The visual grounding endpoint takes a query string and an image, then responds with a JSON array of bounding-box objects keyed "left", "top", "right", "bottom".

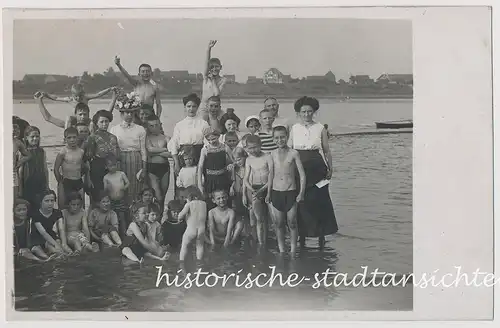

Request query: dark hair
[
  {"left": 185, "top": 185, "right": 204, "bottom": 201},
  {"left": 74, "top": 103, "right": 90, "bottom": 114},
  {"left": 139, "top": 187, "right": 156, "bottom": 199},
  {"left": 24, "top": 126, "right": 41, "bottom": 145},
  {"left": 204, "top": 127, "right": 221, "bottom": 139},
  {"left": 75, "top": 122, "right": 89, "bottom": 128},
  {"left": 180, "top": 145, "right": 196, "bottom": 159},
  {"left": 227, "top": 108, "right": 234, "bottom": 112},
  {"left": 294, "top": 96, "right": 320, "bottom": 113},
  {"left": 146, "top": 114, "right": 160, "bottom": 122},
  {"left": 64, "top": 127, "right": 79, "bottom": 137},
  {"left": 272, "top": 125, "right": 288, "bottom": 136},
  {"left": 106, "top": 155, "right": 118, "bottom": 165},
  {"left": 208, "top": 95, "right": 221, "bottom": 103},
  {"left": 14, "top": 198, "right": 30, "bottom": 211},
  {"left": 245, "top": 134, "right": 261, "bottom": 146},
  {"left": 167, "top": 200, "right": 184, "bottom": 212},
  {"left": 149, "top": 203, "right": 161, "bottom": 215},
  {"left": 324, "top": 124, "right": 329, "bottom": 128},
  {"left": 220, "top": 112, "right": 241, "bottom": 133},
  {"left": 92, "top": 110, "right": 113, "bottom": 125},
  {"left": 225, "top": 131, "right": 239, "bottom": 140},
  {"left": 138, "top": 63, "right": 152, "bottom": 71},
  {"left": 245, "top": 118, "right": 260, "bottom": 128},
  {"left": 96, "top": 190, "right": 110, "bottom": 203},
  {"left": 182, "top": 93, "right": 201, "bottom": 107},
  {"left": 208, "top": 58, "right": 222, "bottom": 66},
  {"left": 37, "top": 189, "right": 57, "bottom": 205},
  {"left": 66, "top": 192, "right": 83, "bottom": 205}
]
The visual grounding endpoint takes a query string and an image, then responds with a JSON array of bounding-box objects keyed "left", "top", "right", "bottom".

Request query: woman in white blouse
[
  {"left": 167, "top": 93, "right": 210, "bottom": 195},
  {"left": 288, "top": 96, "right": 338, "bottom": 249},
  {"left": 109, "top": 99, "right": 148, "bottom": 205}
]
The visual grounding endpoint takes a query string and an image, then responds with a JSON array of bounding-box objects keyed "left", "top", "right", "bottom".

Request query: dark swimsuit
[
  {"left": 271, "top": 189, "right": 298, "bottom": 213},
  {"left": 63, "top": 178, "right": 84, "bottom": 193},
  {"left": 147, "top": 162, "right": 170, "bottom": 179},
  {"left": 162, "top": 219, "right": 187, "bottom": 248},
  {"left": 120, "top": 222, "right": 149, "bottom": 259},
  {"left": 14, "top": 220, "right": 30, "bottom": 251}
]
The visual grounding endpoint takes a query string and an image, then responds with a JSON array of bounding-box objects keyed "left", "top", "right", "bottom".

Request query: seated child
[
  {"left": 145, "top": 204, "right": 169, "bottom": 257},
  {"left": 54, "top": 127, "right": 85, "bottom": 209},
  {"left": 121, "top": 203, "right": 169, "bottom": 262},
  {"left": 62, "top": 192, "right": 99, "bottom": 253},
  {"left": 161, "top": 200, "right": 187, "bottom": 250},
  {"left": 178, "top": 186, "right": 208, "bottom": 262},
  {"left": 207, "top": 190, "right": 243, "bottom": 247},
  {"left": 13, "top": 198, "right": 51, "bottom": 262},
  {"left": 88, "top": 192, "right": 122, "bottom": 247},
  {"left": 103, "top": 156, "right": 130, "bottom": 237},
  {"left": 130, "top": 187, "right": 161, "bottom": 219},
  {"left": 243, "top": 135, "right": 272, "bottom": 246},
  {"left": 31, "top": 190, "right": 73, "bottom": 256}
]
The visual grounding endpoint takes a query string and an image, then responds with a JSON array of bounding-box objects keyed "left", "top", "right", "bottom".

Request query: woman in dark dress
[{"left": 288, "top": 96, "right": 338, "bottom": 249}]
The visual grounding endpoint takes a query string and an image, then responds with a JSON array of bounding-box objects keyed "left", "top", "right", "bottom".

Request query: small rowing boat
[{"left": 375, "top": 120, "right": 413, "bottom": 129}]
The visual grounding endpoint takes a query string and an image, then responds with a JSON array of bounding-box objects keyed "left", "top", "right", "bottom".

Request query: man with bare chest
[{"left": 114, "top": 56, "right": 163, "bottom": 117}]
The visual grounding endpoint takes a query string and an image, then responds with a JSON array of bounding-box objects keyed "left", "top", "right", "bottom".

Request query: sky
[{"left": 13, "top": 18, "right": 412, "bottom": 82}]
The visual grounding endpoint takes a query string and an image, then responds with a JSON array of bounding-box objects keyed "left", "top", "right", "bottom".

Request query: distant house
[
  {"left": 263, "top": 68, "right": 284, "bottom": 84},
  {"left": 376, "top": 74, "right": 413, "bottom": 86},
  {"left": 247, "top": 76, "right": 263, "bottom": 84},
  {"left": 306, "top": 71, "right": 337, "bottom": 84},
  {"left": 349, "top": 75, "right": 373, "bottom": 85},
  {"left": 325, "top": 71, "right": 336, "bottom": 83},
  {"left": 224, "top": 74, "right": 236, "bottom": 83}
]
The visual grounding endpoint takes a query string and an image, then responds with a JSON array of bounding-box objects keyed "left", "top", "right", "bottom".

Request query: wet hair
[
  {"left": 92, "top": 110, "right": 113, "bottom": 125},
  {"left": 182, "top": 93, "right": 201, "bottom": 107},
  {"left": 272, "top": 125, "right": 288, "bottom": 136},
  {"left": 204, "top": 127, "right": 221, "bottom": 139},
  {"left": 139, "top": 187, "right": 156, "bottom": 199},
  {"left": 294, "top": 96, "right": 320, "bottom": 113},
  {"left": 74, "top": 103, "right": 90, "bottom": 114},
  {"left": 167, "top": 200, "right": 184, "bottom": 212},
  {"left": 185, "top": 185, "right": 204, "bottom": 201},
  {"left": 259, "top": 108, "right": 273, "bottom": 117},
  {"left": 66, "top": 192, "right": 83, "bottom": 205},
  {"left": 138, "top": 63, "right": 152, "bottom": 72},
  {"left": 64, "top": 127, "right": 79, "bottom": 138},
  {"left": 245, "top": 134, "right": 261, "bottom": 146},
  {"left": 14, "top": 198, "right": 30, "bottom": 211},
  {"left": 36, "top": 189, "right": 57, "bottom": 206},
  {"left": 233, "top": 146, "right": 248, "bottom": 158},
  {"left": 208, "top": 58, "right": 222, "bottom": 66},
  {"left": 225, "top": 131, "right": 239, "bottom": 140},
  {"left": 146, "top": 114, "right": 160, "bottom": 122},
  {"left": 208, "top": 95, "right": 221, "bottom": 103}
]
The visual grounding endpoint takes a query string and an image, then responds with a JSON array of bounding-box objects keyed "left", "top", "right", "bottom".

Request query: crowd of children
[{"left": 13, "top": 39, "right": 336, "bottom": 266}]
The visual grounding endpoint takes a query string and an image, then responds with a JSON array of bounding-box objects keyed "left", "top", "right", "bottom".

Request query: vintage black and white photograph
[{"left": 10, "top": 10, "right": 413, "bottom": 313}]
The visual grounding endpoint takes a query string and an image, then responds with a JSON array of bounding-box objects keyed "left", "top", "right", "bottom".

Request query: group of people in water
[{"left": 12, "top": 40, "right": 338, "bottom": 266}]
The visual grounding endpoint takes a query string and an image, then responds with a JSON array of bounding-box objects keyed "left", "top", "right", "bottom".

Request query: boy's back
[
  {"left": 104, "top": 171, "right": 128, "bottom": 200},
  {"left": 185, "top": 200, "right": 208, "bottom": 226}
]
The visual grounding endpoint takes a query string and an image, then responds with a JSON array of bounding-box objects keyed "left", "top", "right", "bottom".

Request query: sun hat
[
  {"left": 115, "top": 91, "right": 142, "bottom": 112},
  {"left": 244, "top": 115, "right": 260, "bottom": 127}
]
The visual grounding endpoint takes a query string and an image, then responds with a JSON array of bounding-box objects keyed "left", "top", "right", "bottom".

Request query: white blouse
[
  {"left": 167, "top": 116, "right": 210, "bottom": 155},
  {"left": 288, "top": 122, "right": 325, "bottom": 150},
  {"left": 109, "top": 122, "right": 147, "bottom": 152}
]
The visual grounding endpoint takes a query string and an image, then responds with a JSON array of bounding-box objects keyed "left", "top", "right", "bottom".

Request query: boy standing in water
[
  {"left": 200, "top": 40, "right": 226, "bottom": 121},
  {"left": 54, "top": 127, "right": 86, "bottom": 209},
  {"left": 103, "top": 156, "right": 130, "bottom": 237},
  {"left": 114, "top": 56, "right": 163, "bottom": 118},
  {"left": 266, "top": 126, "right": 306, "bottom": 256},
  {"left": 243, "top": 135, "right": 272, "bottom": 246}
]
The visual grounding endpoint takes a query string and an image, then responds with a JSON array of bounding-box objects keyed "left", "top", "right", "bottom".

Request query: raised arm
[
  {"left": 114, "top": 56, "right": 138, "bottom": 87},
  {"left": 107, "top": 87, "right": 119, "bottom": 113},
  {"left": 87, "top": 87, "right": 114, "bottom": 100},
  {"left": 321, "top": 127, "right": 333, "bottom": 179},
  {"left": 204, "top": 40, "right": 217, "bottom": 78},
  {"left": 43, "top": 92, "right": 71, "bottom": 103},
  {"left": 35, "top": 93, "right": 65, "bottom": 128}
]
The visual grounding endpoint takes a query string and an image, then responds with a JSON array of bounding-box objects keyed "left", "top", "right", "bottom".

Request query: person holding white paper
[{"left": 288, "top": 96, "right": 338, "bottom": 250}]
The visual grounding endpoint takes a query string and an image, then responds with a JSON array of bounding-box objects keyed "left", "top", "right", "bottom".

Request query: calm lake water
[{"left": 12, "top": 98, "right": 413, "bottom": 312}]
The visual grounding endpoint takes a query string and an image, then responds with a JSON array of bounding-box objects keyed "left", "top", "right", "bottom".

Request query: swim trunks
[
  {"left": 147, "top": 162, "right": 170, "bottom": 179},
  {"left": 270, "top": 189, "right": 298, "bottom": 213},
  {"left": 111, "top": 199, "right": 128, "bottom": 214},
  {"left": 247, "top": 184, "right": 267, "bottom": 202},
  {"left": 63, "top": 178, "right": 84, "bottom": 193}
]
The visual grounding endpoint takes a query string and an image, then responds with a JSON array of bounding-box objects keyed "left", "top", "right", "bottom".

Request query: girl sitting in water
[
  {"left": 130, "top": 187, "right": 161, "bottom": 219},
  {"left": 145, "top": 204, "right": 169, "bottom": 257},
  {"left": 88, "top": 192, "right": 122, "bottom": 247},
  {"left": 121, "top": 203, "right": 169, "bottom": 263}
]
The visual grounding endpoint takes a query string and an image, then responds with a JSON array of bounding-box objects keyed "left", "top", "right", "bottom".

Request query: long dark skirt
[
  {"left": 119, "top": 151, "right": 145, "bottom": 205},
  {"left": 89, "top": 157, "right": 108, "bottom": 201},
  {"left": 296, "top": 149, "right": 338, "bottom": 237}
]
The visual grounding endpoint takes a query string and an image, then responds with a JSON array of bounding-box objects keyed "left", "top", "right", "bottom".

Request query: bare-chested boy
[
  {"left": 206, "top": 96, "right": 224, "bottom": 133},
  {"left": 43, "top": 83, "right": 116, "bottom": 108},
  {"left": 54, "top": 127, "right": 86, "bottom": 209},
  {"left": 207, "top": 189, "right": 243, "bottom": 247},
  {"left": 199, "top": 40, "right": 226, "bottom": 121},
  {"left": 103, "top": 156, "right": 130, "bottom": 237},
  {"left": 243, "top": 135, "right": 273, "bottom": 246},
  {"left": 265, "top": 126, "right": 306, "bottom": 256},
  {"left": 145, "top": 114, "right": 171, "bottom": 206},
  {"left": 114, "top": 56, "right": 162, "bottom": 118}
]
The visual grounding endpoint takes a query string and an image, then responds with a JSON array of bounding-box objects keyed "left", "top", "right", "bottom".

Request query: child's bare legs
[
  {"left": 252, "top": 199, "right": 267, "bottom": 246},
  {"left": 67, "top": 237, "right": 83, "bottom": 253},
  {"left": 101, "top": 233, "right": 115, "bottom": 246},
  {"left": 287, "top": 204, "right": 299, "bottom": 257},
  {"left": 160, "top": 173, "right": 170, "bottom": 208},
  {"left": 269, "top": 204, "right": 286, "bottom": 253},
  {"left": 18, "top": 249, "right": 46, "bottom": 262},
  {"left": 121, "top": 247, "right": 141, "bottom": 262},
  {"left": 149, "top": 173, "right": 163, "bottom": 205},
  {"left": 31, "top": 246, "right": 50, "bottom": 259},
  {"left": 196, "top": 228, "right": 205, "bottom": 261},
  {"left": 230, "top": 220, "right": 244, "bottom": 244},
  {"left": 110, "top": 231, "right": 122, "bottom": 246},
  {"left": 180, "top": 230, "right": 196, "bottom": 262}
]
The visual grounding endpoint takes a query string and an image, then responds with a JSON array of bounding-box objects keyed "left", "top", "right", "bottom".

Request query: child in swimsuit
[
  {"left": 62, "top": 192, "right": 99, "bottom": 253},
  {"left": 54, "top": 127, "right": 86, "bottom": 209},
  {"left": 161, "top": 200, "right": 187, "bottom": 250},
  {"left": 243, "top": 135, "right": 273, "bottom": 246},
  {"left": 21, "top": 126, "right": 48, "bottom": 211},
  {"left": 13, "top": 121, "right": 31, "bottom": 198},
  {"left": 145, "top": 114, "right": 171, "bottom": 207},
  {"left": 145, "top": 204, "right": 169, "bottom": 258},
  {"left": 88, "top": 192, "right": 122, "bottom": 247},
  {"left": 178, "top": 186, "right": 208, "bottom": 262},
  {"left": 121, "top": 203, "right": 169, "bottom": 263},
  {"left": 265, "top": 126, "right": 306, "bottom": 256},
  {"left": 13, "top": 198, "right": 51, "bottom": 262},
  {"left": 207, "top": 190, "right": 243, "bottom": 247},
  {"left": 103, "top": 156, "right": 130, "bottom": 237}
]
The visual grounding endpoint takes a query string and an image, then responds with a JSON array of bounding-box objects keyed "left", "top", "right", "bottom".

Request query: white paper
[{"left": 315, "top": 179, "right": 330, "bottom": 188}]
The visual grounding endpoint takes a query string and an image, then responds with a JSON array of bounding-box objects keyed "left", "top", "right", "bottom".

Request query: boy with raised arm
[
  {"left": 43, "top": 83, "right": 117, "bottom": 107},
  {"left": 265, "top": 126, "right": 306, "bottom": 256},
  {"left": 199, "top": 40, "right": 226, "bottom": 121},
  {"left": 243, "top": 135, "right": 273, "bottom": 247},
  {"left": 114, "top": 56, "right": 162, "bottom": 118}
]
